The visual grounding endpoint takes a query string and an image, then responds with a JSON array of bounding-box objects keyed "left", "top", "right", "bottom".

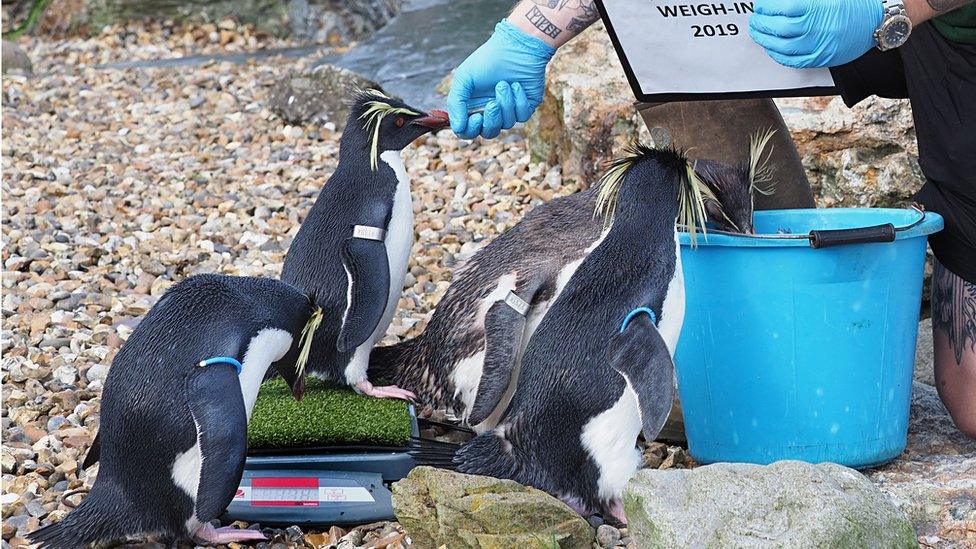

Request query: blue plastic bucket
[{"left": 675, "top": 208, "right": 943, "bottom": 468}]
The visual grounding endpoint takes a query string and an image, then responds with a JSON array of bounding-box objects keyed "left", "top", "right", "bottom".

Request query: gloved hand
[
  {"left": 749, "top": 0, "right": 884, "bottom": 68},
  {"left": 448, "top": 20, "right": 556, "bottom": 139}
]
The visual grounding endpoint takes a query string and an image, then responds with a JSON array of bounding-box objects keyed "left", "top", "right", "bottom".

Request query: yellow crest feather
[
  {"left": 593, "top": 151, "right": 638, "bottom": 226},
  {"left": 358, "top": 88, "right": 420, "bottom": 170},
  {"left": 680, "top": 162, "right": 712, "bottom": 247},
  {"left": 295, "top": 306, "right": 323, "bottom": 379},
  {"left": 748, "top": 128, "right": 777, "bottom": 197}
]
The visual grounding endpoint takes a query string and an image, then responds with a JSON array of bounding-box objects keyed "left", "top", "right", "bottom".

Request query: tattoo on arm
[
  {"left": 568, "top": 1, "right": 600, "bottom": 32},
  {"left": 932, "top": 260, "right": 976, "bottom": 365},
  {"left": 924, "top": 0, "right": 974, "bottom": 14},
  {"left": 526, "top": 6, "right": 562, "bottom": 39}
]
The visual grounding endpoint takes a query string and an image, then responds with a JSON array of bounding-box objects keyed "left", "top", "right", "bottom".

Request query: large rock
[
  {"left": 2, "top": 41, "right": 31, "bottom": 74},
  {"left": 867, "top": 383, "right": 976, "bottom": 548},
  {"left": 775, "top": 96, "right": 922, "bottom": 208},
  {"left": 624, "top": 460, "right": 916, "bottom": 548},
  {"left": 269, "top": 64, "right": 383, "bottom": 128},
  {"left": 392, "top": 466, "right": 592, "bottom": 549},
  {"left": 526, "top": 22, "right": 648, "bottom": 184}
]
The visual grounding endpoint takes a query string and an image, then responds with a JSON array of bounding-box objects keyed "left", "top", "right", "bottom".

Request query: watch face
[{"left": 883, "top": 17, "right": 912, "bottom": 47}]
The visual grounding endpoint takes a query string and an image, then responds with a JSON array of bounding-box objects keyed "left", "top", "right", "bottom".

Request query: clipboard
[{"left": 595, "top": 0, "right": 838, "bottom": 102}]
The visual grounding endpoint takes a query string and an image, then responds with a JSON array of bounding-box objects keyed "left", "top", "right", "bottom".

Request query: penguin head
[
  {"left": 594, "top": 145, "right": 712, "bottom": 242},
  {"left": 692, "top": 129, "right": 777, "bottom": 235},
  {"left": 693, "top": 159, "right": 755, "bottom": 234},
  {"left": 347, "top": 88, "right": 450, "bottom": 169}
]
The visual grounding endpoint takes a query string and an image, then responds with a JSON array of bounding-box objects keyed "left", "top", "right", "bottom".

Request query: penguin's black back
[{"left": 31, "top": 275, "right": 311, "bottom": 547}]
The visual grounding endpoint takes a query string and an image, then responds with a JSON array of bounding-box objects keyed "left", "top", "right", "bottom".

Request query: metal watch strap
[
  {"left": 881, "top": 0, "right": 907, "bottom": 19},
  {"left": 352, "top": 225, "right": 386, "bottom": 241}
]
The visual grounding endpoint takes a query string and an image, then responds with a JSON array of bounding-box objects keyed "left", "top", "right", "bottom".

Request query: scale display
[{"left": 234, "top": 476, "right": 375, "bottom": 507}]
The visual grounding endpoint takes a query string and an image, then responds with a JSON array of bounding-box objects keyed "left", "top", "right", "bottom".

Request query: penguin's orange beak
[{"left": 412, "top": 109, "right": 450, "bottom": 129}]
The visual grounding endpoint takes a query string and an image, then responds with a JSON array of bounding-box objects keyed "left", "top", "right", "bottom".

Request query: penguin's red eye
[{"left": 395, "top": 117, "right": 405, "bottom": 128}]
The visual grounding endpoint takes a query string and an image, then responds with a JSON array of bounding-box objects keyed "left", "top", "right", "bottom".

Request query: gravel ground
[
  {"left": 1, "top": 20, "right": 599, "bottom": 548},
  {"left": 1, "top": 19, "right": 698, "bottom": 549}
]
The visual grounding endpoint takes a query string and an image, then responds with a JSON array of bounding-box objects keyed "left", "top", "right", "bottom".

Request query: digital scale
[{"left": 224, "top": 406, "right": 420, "bottom": 526}]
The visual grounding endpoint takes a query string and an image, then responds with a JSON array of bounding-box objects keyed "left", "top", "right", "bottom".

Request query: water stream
[
  {"left": 98, "top": 0, "right": 511, "bottom": 109},
  {"left": 319, "top": 0, "right": 511, "bottom": 108}
]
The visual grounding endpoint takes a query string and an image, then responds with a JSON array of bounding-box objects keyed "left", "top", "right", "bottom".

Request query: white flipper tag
[
  {"left": 503, "top": 291, "right": 530, "bottom": 316},
  {"left": 352, "top": 225, "right": 386, "bottom": 241}
]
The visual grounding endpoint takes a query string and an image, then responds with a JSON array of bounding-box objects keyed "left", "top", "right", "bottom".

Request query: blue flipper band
[
  {"left": 199, "top": 356, "right": 243, "bottom": 376},
  {"left": 620, "top": 307, "right": 657, "bottom": 333}
]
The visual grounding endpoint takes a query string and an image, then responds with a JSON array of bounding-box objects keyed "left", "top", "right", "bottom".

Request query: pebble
[
  {"left": 596, "top": 524, "right": 622, "bottom": 548},
  {"left": 85, "top": 363, "right": 109, "bottom": 383},
  {"left": 45, "top": 416, "right": 68, "bottom": 432}
]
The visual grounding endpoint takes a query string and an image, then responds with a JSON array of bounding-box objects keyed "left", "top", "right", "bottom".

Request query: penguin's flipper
[
  {"left": 186, "top": 362, "right": 248, "bottom": 522},
  {"left": 467, "top": 292, "right": 530, "bottom": 426},
  {"left": 337, "top": 236, "right": 391, "bottom": 353},
  {"left": 608, "top": 313, "right": 676, "bottom": 441},
  {"left": 81, "top": 431, "right": 101, "bottom": 470}
]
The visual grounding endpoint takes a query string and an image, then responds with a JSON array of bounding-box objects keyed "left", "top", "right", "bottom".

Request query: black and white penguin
[
  {"left": 696, "top": 128, "right": 777, "bottom": 234},
  {"left": 370, "top": 136, "right": 773, "bottom": 430},
  {"left": 29, "top": 274, "right": 321, "bottom": 547},
  {"left": 370, "top": 186, "right": 606, "bottom": 429},
  {"left": 411, "top": 145, "right": 711, "bottom": 523},
  {"left": 280, "top": 89, "right": 448, "bottom": 400}
]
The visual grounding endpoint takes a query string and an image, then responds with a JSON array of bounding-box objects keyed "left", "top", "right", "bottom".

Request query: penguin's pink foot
[
  {"left": 559, "top": 496, "right": 592, "bottom": 517},
  {"left": 608, "top": 498, "right": 628, "bottom": 525},
  {"left": 193, "top": 524, "right": 267, "bottom": 544},
  {"left": 355, "top": 380, "right": 416, "bottom": 401}
]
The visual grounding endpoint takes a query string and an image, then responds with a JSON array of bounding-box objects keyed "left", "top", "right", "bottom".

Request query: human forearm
[
  {"left": 508, "top": 0, "right": 601, "bottom": 48},
  {"left": 905, "top": 0, "right": 974, "bottom": 25}
]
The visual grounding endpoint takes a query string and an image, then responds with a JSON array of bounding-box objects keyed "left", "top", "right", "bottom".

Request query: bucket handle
[
  {"left": 681, "top": 204, "right": 927, "bottom": 248},
  {"left": 808, "top": 224, "right": 895, "bottom": 248}
]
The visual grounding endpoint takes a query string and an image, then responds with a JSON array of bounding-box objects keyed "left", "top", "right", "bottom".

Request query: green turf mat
[{"left": 247, "top": 378, "right": 413, "bottom": 449}]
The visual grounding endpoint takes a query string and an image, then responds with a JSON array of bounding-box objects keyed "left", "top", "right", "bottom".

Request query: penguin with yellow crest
[{"left": 410, "top": 144, "right": 715, "bottom": 523}]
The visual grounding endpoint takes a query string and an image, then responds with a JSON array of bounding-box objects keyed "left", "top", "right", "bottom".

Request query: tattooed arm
[
  {"left": 509, "top": 0, "right": 601, "bottom": 48},
  {"left": 906, "top": 0, "right": 974, "bottom": 23}
]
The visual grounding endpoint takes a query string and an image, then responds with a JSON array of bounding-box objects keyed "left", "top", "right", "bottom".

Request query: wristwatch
[{"left": 875, "top": 0, "right": 913, "bottom": 51}]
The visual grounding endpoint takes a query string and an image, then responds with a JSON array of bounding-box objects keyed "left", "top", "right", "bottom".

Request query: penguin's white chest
[
  {"left": 238, "top": 328, "right": 294, "bottom": 418},
  {"left": 657, "top": 230, "right": 685, "bottom": 356},
  {"left": 344, "top": 150, "right": 413, "bottom": 385},
  {"left": 580, "top": 383, "right": 643, "bottom": 502}
]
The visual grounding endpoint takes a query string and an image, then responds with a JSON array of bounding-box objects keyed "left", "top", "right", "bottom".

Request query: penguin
[
  {"left": 696, "top": 128, "right": 777, "bottom": 234},
  {"left": 410, "top": 145, "right": 711, "bottom": 523},
  {"left": 370, "top": 186, "right": 606, "bottom": 429},
  {"left": 369, "top": 134, "right": 774, "bottom": 430},
  {"left": 280, "top": 88, "right": 449, "bottom": 400},
  {"left": 29, "top": 274, "right": 321, "bottom": 547}
]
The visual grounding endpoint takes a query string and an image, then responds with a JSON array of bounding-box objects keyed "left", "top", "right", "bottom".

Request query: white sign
[{"left": 597, "top": 0, "right": 835, "bottom": 100}]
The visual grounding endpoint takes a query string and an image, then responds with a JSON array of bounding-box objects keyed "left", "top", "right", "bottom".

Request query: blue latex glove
[
  {"left": 448, "top": 20, "right": 556, "bottom": 139},
  {"left": 749, "top": 0, "right": 883, "bottom": 68}
]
